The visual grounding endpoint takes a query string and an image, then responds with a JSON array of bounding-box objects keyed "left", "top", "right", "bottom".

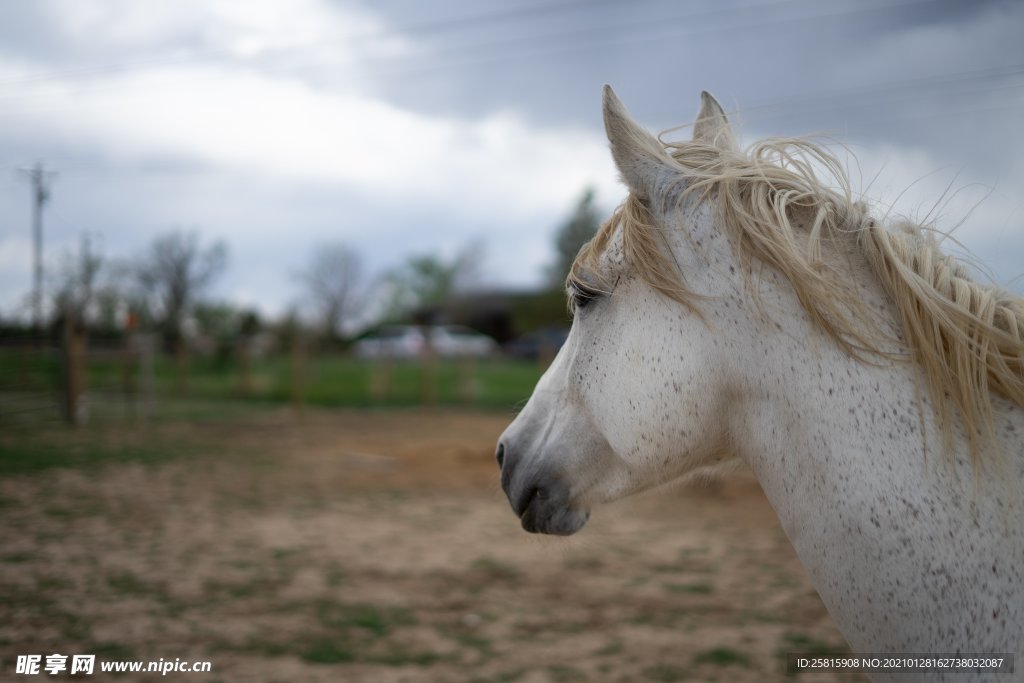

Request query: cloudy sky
[{"left": 0, "top": 0, "right": 1021, "bottom": 321}]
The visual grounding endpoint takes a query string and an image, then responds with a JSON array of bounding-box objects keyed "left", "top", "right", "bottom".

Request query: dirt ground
[{"left": 1, "top": 409, "right": 866, "bottom": 682}]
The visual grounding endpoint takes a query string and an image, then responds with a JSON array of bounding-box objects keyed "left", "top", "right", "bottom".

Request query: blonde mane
[{"left": 571, "top": 135, "right": 1024, "bottom": 463}]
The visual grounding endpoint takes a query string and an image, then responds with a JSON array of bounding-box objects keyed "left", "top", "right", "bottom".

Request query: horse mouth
[
  {"left": 516, "top": 487, "right": 590, "bottom": 536},
  {"left": 498, "top": 442, "right": 590, "bottom": 536}
]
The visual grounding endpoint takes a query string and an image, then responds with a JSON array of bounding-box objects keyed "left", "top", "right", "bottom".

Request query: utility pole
[{"left": 19, "top": 163, "right": 57, "bottom": 334}]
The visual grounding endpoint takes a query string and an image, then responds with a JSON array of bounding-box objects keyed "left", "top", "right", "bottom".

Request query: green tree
[
  {"left": 548, "top": 187, "right": 601, "bottom": 287},
  {"left": 384, "top": 244, "right": 481, "bottom": 320}
]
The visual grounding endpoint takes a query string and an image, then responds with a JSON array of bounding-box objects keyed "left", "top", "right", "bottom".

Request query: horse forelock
[{"left": 572, "top": 129, "right": 1024, "bottom": 465}]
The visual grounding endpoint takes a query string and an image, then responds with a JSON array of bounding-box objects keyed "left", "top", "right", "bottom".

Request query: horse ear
[
  {"left": 603, "top": 85, "right": 676, "bottom": 198},
  {"left": 693, "top": 91, "right": 737, "bottom": 151}
]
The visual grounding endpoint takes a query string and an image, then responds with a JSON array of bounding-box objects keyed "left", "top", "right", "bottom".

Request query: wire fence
[
  {"left": 0, "top": 336, "right": 63, "bottom": 426},
  {"left": 0, "top": 328, "right": 545, "bottom": 429},
  {"left": 0, "top": 329, "right": 146, "bottom": 428}
]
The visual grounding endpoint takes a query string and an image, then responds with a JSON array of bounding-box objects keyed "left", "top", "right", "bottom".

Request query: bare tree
[
  {"left": 52, "top": 234, "right": 103, "bottom": 328},
  {"left": 297, "top": 242, "right": 363, "bottom": 341},
  {"left": 136, "top": 230, "right": 227, "bottom": 345},
  {"left": 91, "top": 258, "right": 148, "bottom": 332}
]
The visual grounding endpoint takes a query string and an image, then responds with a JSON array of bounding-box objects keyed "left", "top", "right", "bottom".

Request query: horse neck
[{"left": 712, "top": 229, "right": 1024, "bottom": 657}]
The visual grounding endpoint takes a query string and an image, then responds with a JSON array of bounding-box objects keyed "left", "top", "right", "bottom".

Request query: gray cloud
[{"left": 0, "top": 0, "right": 1020, "bottom": 321}]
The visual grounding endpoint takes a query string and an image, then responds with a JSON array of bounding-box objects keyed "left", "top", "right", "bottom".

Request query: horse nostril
[{"left": 496, "top": 442, "right": 505, "bottom": 469}]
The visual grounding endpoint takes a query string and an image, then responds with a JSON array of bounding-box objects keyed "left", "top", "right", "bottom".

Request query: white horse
[{"left": 497, "top": 86, "right": 1024, "bottom": 680}]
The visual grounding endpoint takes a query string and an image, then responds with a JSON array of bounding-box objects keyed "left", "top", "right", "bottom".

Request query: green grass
[
  {"left": 470, "top": 556, "right": 523, "bottom": 583},
  {"left": 643, "top": 664, "right": 689, "bottom": 682},
  {"left": 774, "top": 634, "right": 839, "bottom": 655},
  {"left": 0, "top": 349, "right": 543, "bottom": 413},
  {"left": 547, "top": 665, "right": 586, "bottom": 682},
  {"left": 252, "top": 355, "right": 539, "bottom": 409},
  {"left": 693, "top": 647, "right": 751, "bottom": 668},
  {"left": 2, "top": 551, "right": 36, "bottom": 564},
  {"left": 778, "top": 631, "right": 850, "bottom": 656},
  {"left": 248, "top": 602, "right": 439, "bottom": 668},
  {"left": 2, "top": 590, "right": 93, "bottom": 641},
  {"left": 89, "top": 642, "right": 137, "bottom": 661},
  {"left": 246, "top": 631, "right": 443, "bottom": 668},
  {"left": 663, "top": 581, "right": 713, "bottom": 594},
  {"left": 224, "top": 599, "right": 436, "bottom": 667},
  {"left": 627, "top": 606, "right": 691, "bottom": 628},
  {"left": 0, "top": 437, "right": 188, "bottom": 475},
  {"left": 366, "top": 648, "right": 443, "bottom": 666},
  {"left": 324, "top": 564, "right": 346, "bottom": 587},
  {"left": 0, "top": 348, "right": 62, "bottom": 391},
  {"left": 315, "top": 600, "right": 416, "bottom": 637},
  {"left": 594, "top": 638, "right": 624, "bottom": 657},
  {"left": 107, "top": 571, "right": 156, "bottom": 596},
  {"left": 204, "top": 575, "right": 291, "bottom": 600},
  {"left": 453, "top": 632, "right": 493, "bottom": 655},
  {"left": 301, "top": 639, "right": 356, "bottom": 664},
  {"left": 778, "top": 632, "right": 852, "bottom": 677}
]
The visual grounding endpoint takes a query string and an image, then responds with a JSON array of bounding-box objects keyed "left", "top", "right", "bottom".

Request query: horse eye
[{"left": 571, "top": 283, "right": 601, "bottom": 311}]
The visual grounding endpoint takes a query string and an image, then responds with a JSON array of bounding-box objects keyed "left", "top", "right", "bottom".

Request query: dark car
[{"left": 502, "top": 327, "right": 569, "bottom": 361}]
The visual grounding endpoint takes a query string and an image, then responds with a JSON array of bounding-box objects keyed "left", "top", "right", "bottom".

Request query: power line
[
  {"left": 357, "top": 0, "right": 1024, "bottom": 123},
  {"left": 0, "top": 0, "right": 1017, "bottom": 125},
  {"left": 740, "top": 63, "right": 1024, "bottom": 117},
  {"left": 368, "top": 0, "right": 943, "bottom": 81},
  {"left": 0, "top": 0, "right": 627, "bottom": 90},
  {"left": 0, "top": 0, "right": 948, "bottom": 97}
]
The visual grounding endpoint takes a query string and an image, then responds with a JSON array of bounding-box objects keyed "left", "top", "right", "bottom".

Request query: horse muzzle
[{"left": 496, "top": 441, "right": 590, "bottom": 536}]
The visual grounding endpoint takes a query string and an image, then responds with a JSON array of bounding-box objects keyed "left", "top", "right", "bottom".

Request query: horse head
[{"left": 497, "top": 87, "right": 746, "bottom": 535}]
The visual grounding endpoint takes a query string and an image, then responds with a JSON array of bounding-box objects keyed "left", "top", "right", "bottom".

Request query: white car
[
  {"left": 353, "top": 325, "right": 425, "bottom": 359},
  {"left": 354, "top": 325, "right": 497, "bottom": 359},
  {"left": 433, "top": 324, "right": 499, "bottom": 358}
]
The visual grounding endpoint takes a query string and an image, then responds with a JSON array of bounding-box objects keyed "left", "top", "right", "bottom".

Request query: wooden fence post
[
  {"left": 370, "top": 357, "right": 393, "bottom": 403},
  {"left": 457, "top": 355, "right": 478, "bottom": 405},
  {"left": 122, "top": 332, "right": 137, "bottom": 419},
  {"left": 290, "top": 334, "right": 307, "bottom": 409},
  {"left": 420, "top": 331, "right": 438, "bottom": 408},
  {"left": 138, "top": 333, "right": 157, "bottom": 419},
  {"left": 174, "top": 337, "right": 190, "bottom": 396},
  {"left": 62, "top": 316, "right": 86, "bottom": 425},
  {"left": 236, "top": 337, "right": 252, "bottom": 397}
]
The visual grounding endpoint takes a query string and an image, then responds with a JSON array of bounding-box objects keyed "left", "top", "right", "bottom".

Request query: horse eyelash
[{"left": 570, "top": 282, "right": 602, "bottom": 310}]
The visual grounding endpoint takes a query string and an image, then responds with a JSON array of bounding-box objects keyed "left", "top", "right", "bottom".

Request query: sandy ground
[{"left": 0, "top": 409, "right": 865, "bottom": 682}]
